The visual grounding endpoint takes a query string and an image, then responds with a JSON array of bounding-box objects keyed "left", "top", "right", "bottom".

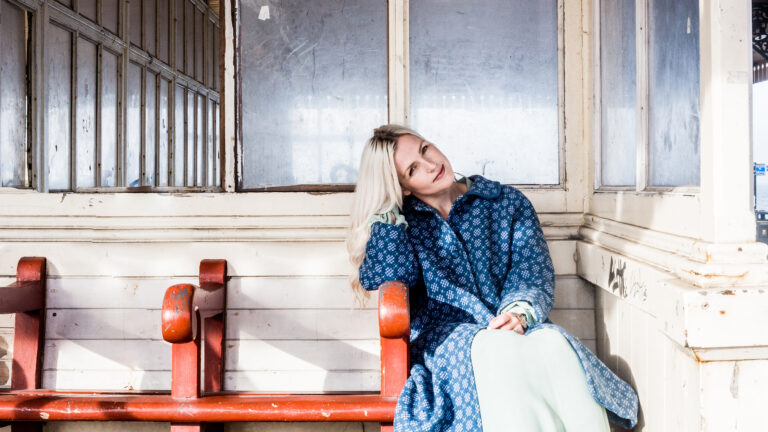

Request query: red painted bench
[{"left": 0, "top": 257, "right": 410, "bottom": 431}]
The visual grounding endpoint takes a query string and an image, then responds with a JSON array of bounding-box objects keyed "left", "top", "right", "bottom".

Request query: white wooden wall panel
[
  {"left": 224, "top": 371, "right": 380, "bottom": 393},
  {"left": 596, "top": 287, "right": 702, "bottom": 432},
  {"left": 2, "top": 237, "right": 597, "bottom": 393}
]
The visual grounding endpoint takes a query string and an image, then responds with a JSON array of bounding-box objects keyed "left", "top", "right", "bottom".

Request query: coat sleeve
[
  {"left": 359, "top": 222, "right": 421, "bottom": 291},
  {"left": 497, "top": 187, "right": 555, "bottom": 322}
]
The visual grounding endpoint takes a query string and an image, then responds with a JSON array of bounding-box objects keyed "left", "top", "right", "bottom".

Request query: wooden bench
[{"left": 0, "top": 257, "right": 410, "bottom": 431}]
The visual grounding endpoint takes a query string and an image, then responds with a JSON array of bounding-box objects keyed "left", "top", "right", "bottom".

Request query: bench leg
[
  {"left": 381, "top": 422, "right": 394, "bottom": 432},
  {"left": 171, "top": 423, "right": 202, "bottom": 432},
  {"left": 11, "top": 423, "right": 43, "bottom": 432}
]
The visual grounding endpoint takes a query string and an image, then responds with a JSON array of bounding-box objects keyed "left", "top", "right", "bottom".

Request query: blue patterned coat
[{"left": 359, "top": 175, "right": 638, "bottom": 431}]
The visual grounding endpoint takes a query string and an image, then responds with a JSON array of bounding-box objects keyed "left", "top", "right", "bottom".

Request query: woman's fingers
[{"left": 487, "top": 312, "right": 522, "bottom": 331}]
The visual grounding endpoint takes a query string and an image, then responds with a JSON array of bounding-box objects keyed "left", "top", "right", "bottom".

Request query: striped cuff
[{"left": 498, "top": 300, "right": 538, "bottom": 329}]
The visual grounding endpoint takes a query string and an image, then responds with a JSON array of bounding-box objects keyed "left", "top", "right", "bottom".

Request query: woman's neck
[{"left": 417, "top": 181, "right": 468, "bottom": 220}]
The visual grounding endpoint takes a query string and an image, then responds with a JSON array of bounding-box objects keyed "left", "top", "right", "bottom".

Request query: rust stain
[
  {"left": 682, "top": 269, "right": 749, "bottom": 280},
  {"left": 704, "top": 251, "right": 712, "bottom": 263},
  {"left": 720, "top": 290, "right": 736, "bottom": 295},
  {"left": 719, "top": 310, "right": 726, "bottom": 315},
  {"left": 692, "top": 349, "right": 702, "bottom": 362}
]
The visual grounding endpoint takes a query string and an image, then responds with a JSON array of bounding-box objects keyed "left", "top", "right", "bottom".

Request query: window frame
[
  {"left": 593, "top": 0, "right": 701, "bottom": 195},
  {"left": 234, "top": 0, "right": 570, "bottom": 196},
  {"left": 0, "top": 0, "right": 223, "bottom": 193}
]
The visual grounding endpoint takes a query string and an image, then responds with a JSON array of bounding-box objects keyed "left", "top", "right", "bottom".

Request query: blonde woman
[{"left": 347, "top": 125, "right": 638, "bottom": 431}]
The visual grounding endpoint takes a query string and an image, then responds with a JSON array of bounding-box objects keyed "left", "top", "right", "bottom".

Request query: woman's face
[{"left": 393, "top": 134, "right": 455, "bottom": 198}]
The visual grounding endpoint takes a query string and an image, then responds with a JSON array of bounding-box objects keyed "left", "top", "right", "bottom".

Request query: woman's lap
[{"left": 470, "top": 328, "right": 609, "bottom": 432}]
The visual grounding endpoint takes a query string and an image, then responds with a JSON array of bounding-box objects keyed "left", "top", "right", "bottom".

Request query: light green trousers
[{"left": 471, "top": 328, "right": 611, "bottom": 432}]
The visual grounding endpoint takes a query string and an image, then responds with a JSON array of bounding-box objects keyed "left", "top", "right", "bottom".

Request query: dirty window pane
[
  {"left": 648, "top": 0, "right": 700, "bottom": 186},
  {"left": 213, "top": 23, "right": 219, "bottom": 90},
  {"left": 144, "top": 0, "right": 156, "bottom": 56},
  {"left": 176, "top": 0, "right": 184, "bottom": 70},
  {"left": 195, "top": 7, "right": 203, "bottom": 82},
  {"left": 186, "top": 90, "right": 194, "bottom": 186},
  {"left": 79, "top": 0, "right": 97, "bottom": 22},
  {"left": 126, "top": 62, "right": 142, "bottom": 187},
  {"left": 600, "top": 0, "right": 636, "bottom": 186},
  {"left": 103, "top": 0, "right": 119, "bottom": 35},
  {"left": 158, "top": 0, "right": 170, "bottom": 63},
  {"left": 101, "top": 49, "right": 119, "bottom": 187},
  {"left": 0, "top": 1, "right": 30, "bottom": 188},
  {"left": 158, "top": 78, "right": 170, "bottom": 186},
  {"left": 45, "top": 23, "right": 72, "bottom": 191},
  {"left": 174, "top": 84, "right": 185, "bottom": 186},
  {"left": 76, "top": 37, "right": 97, "bottom": 188},
  {"left": 207, "top": 19, "right": 214, "bottom": 88},
  {"left": 145, "top": 70, "right": 157, "bottom": 186},
  {"left": 207, "top": 97, "right": 213, "bottom": 186},
  {"left": 241, "top": 0, "right": 387, "bottom": 188},
  {"left": 129, "top": 0, "right": 141, "bottom": 47},
  {"left": 196, "top": 94, "right": 204, "bottom": 186},
  {"left": 214, "top": 102, "right": 219, "bottom": 186},
  {"left": 410, "top": 0, "right": 558, "bottom": 185},
  {"left": 185, "top": 0, "right": 194, "bottom": 75}
]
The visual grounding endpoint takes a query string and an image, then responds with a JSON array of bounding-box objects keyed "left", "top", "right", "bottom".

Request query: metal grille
[{"left": 0, "top": 0, "right": 221, "bottom": 192}]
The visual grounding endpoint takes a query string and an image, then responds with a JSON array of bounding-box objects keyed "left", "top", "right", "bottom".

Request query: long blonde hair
[{"left": 347, "top": 124, "right": 425, "bottom": 297}]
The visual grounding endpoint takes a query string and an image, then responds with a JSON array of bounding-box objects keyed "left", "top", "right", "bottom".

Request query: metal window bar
[{"left": 3, "top": 0, "right": 220, "bottom": 192}]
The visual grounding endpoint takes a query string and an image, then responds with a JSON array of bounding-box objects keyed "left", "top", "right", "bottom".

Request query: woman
[{"left": 347, "top": 125, "right": 638, "bottom": 431}]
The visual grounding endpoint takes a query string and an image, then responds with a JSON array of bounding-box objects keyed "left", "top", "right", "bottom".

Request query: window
[
  {"left": 0, "top": 0, "right": 221, "bottom": 192},
  {"left": 239, "top": 0, "right": 561, "bottom": 190},
  {"left": 597, "top": 0, "right": 700, "bottom": 189}
]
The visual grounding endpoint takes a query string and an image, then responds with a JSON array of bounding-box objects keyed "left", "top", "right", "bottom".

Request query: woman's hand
[{"left": 487, "top": 312, "right": 526, "bottom": 334}]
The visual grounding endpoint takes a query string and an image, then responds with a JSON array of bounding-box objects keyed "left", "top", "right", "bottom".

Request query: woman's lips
[{"left": 434, "top": 164, "right": 445, "bottom": 182}]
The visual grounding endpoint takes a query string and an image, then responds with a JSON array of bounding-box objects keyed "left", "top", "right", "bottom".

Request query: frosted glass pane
[
  {"left": 45, "top": 23, "right": 72, "bottom": 191},
  {"left": 0, "top": 1, "right": 29, "bottom": 187},
  {"left": 103, "top": 0, "right": 119, "bottom": 34},
  {"left": 174, "top": 84, "right": 185, "bottom": 186},
  {"left": 214, "top": 103, "right": 219, "bottom": 186},
  {"left": 101, "top": 49, "right": 119, "bottom": 187},
  {"left": 213, "top": 23, "right": 219, "bottom": 90},
  {"left": 410, "top": 0, "right": 558, "bottom": 185},
  {"left": 196, "top": 94, "right": 203, "bottom": 186},
  {"left": 175, "top": 0, "right": 184, "bottom": 70},
  {"left": 207, "top": 20, "right": 214, "bottom": 88},
  {"left": 129, "top": 0, "right": 140, "bottom": 46},
  {"left": 185, "top": 1, "right": 193, "bottom": 75},
  {"left": 79, "top": 0, "right": 96, "bottom": 21},
  {"left": 144, "top": 0, "right": 156, "bottom": 56},
  {"left": 241, "top": 0, "right": 387, "bottom": 188},
  {"left": 195, "top": 8, "right": 203, "bottom": 82},
  {"left": 126, "top": 62, "right": 142, "bottom": 187},
  {"left": 158, "top": 0, "right": 169, "bottom": 63},
  {"left": 145, "top": 71, "right": 157, "bottom": 186},
  {"left": 648, "top": 0, "right": 700, "bottom": 186},
  {"left": 207, "top": 98, "right": 213, "bottom": 186},
  {"left": 186, "top": 90, "right": 194, "bottom": 186},
  {"left": 76, "top": 38, "right": 97, "bottom": 188},
  {"left": 600, "top": 0, "right": 636, "bottom": 186},
  {"left": 158, "top": 78, "right": 169, "bottom": 186}
]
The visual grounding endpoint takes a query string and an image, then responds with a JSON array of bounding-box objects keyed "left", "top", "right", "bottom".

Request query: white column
[{"left": 699, "top": 0, "right": 755, "bottom": 243}]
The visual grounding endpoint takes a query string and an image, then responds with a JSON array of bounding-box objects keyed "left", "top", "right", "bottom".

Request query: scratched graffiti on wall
[{"left": 608, "top": 256, "right": 648, "bottom": 302}]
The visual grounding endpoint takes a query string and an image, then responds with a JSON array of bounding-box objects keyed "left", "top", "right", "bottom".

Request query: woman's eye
[{"left": 421, "top": 145, "right": 428, "bottom": 154}]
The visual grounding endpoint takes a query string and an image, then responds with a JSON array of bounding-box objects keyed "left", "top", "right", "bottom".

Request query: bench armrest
[
  {"left": 161, "top": 260, "right": 227, "bottom": 344},
  {"left": 377, "top": 281, "right": 410, "bottom": 398}
]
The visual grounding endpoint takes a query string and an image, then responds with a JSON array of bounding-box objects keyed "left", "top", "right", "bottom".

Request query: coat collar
[{"left": 404, "top": 175, "right": 502, "bottom": 214}]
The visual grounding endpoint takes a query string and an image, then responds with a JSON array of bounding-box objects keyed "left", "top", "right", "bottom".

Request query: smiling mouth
[{"left": 434, "top": 164, "right": 445, "bottom": 182}]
